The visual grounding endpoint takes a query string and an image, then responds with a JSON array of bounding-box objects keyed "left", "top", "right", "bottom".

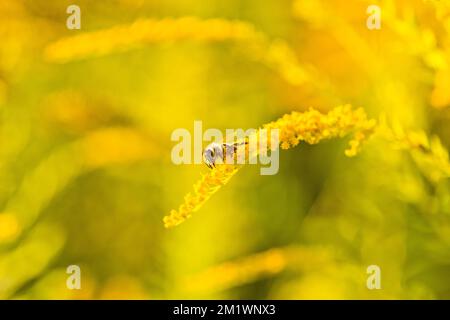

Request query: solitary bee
[{"left": 203, "top": 141, "right": 248, "bottom": 169}]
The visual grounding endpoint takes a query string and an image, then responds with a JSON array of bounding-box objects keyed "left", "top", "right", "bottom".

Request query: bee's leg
[{"left": 233, "top": 141, "right": 248, "bottom": 150}]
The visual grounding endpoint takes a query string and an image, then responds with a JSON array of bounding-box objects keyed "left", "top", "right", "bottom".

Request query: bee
[{"left": 203, "top": 141, "right": 248, "bottom": 169}]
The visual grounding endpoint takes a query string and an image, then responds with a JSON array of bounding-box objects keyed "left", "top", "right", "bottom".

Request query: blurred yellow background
[{"left": 0, "top": 0, "right": 449, "bottom": 299}]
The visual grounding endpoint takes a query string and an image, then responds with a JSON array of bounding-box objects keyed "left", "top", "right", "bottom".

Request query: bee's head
[{"left": 203, "top": 143, "right": 222, "bottom": 169}]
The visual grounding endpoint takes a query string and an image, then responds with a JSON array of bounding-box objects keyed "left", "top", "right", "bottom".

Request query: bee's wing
[
  {"left": 222, "top": 143, "right": 236, "bottom": 156},
  {"left": 222, "top": 142, "right": 244, "bottom": 151},
  {"left": 222, "top": 143, "right": 245, "bottom": 164}
]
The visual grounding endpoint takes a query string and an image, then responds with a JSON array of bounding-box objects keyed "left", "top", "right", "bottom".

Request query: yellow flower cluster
[
  {"left": 163, "top": 165, "right": 239, "bottom": 228},
  {"left": 379, "top": 119, "right": 450, "bottom": 182},
  {"left": 44, "top": 18, "right": 258, "bottom": 63},
  {"left": 182, "top": 246, "right": 333, "bottom": 293},
  {"left": 263, "top": 105, "right": 376, "bottom": 156},
  {"left": 164, "top": 105, "right": 376, "bottom": 228},
  {"left": 44, "top": 17, "right": 308, "bottom": 86}
]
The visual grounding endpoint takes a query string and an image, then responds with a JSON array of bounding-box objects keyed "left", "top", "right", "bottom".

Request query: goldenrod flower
[
  {"left": 164, "top": 105, "right": 376, "bottom": 228},
  {"left": 44, "top": 17, "right": 308, "bottom": 86},
  {"left": 163, "top": 165, "right": 239, "bottom": 228},
  {"left": 263, "top": 104, "right": 376, "bottom": 156},
  {"left": 44, "top": 18, "right": 258, "bottom": 62},
  {"left": 182, "top": 246, "right": 333, "bottom": 293},
  {"left": 378, "top": 117, "right": 450, "bottom": 182}
]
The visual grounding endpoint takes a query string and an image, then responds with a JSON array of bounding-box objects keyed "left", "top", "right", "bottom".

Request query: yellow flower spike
[
  {"left": 164, "top": 105, "right": 376, "bottom": 228},
  {"left": 377, "top": 119, "right": 450, "bottom": 182},
  {"left": 44, "top": 17, "right": 310, "bottom": 87},
  {"left": 182, "top": 246, "right": 334, "bottom": 293}
]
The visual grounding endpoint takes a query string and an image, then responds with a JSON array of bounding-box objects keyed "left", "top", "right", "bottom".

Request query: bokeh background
[{"left": 0, "top": 0, "right": 450, "bottom": 299}]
